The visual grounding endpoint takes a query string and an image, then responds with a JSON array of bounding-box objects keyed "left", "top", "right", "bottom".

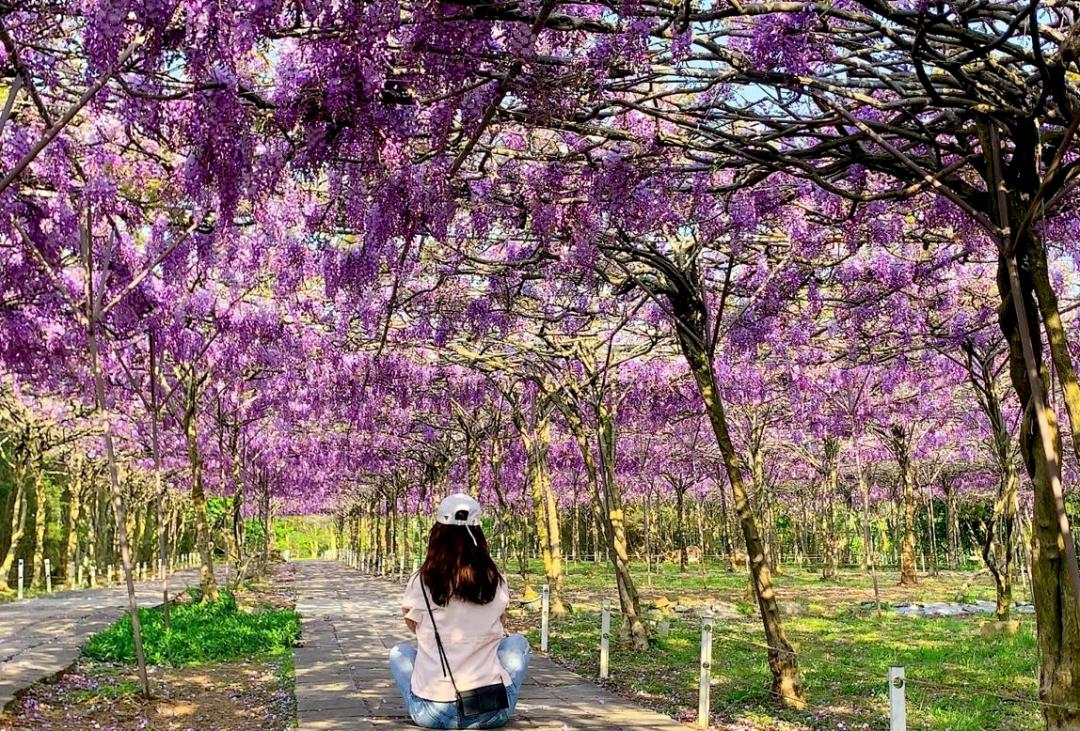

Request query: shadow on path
[
  {"left": 293, "top": 560, "right": 687, "bottom": 731},
  {"left": 0, "top": 568, "right": 208, "bottom": 711}
]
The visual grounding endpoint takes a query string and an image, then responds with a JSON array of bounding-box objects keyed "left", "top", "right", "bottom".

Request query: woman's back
[
  {"left": 389, "top": 493, "right": 531, "bottom": 729},
  {"left": 403, "top": 574, "right": 510, "bottom": 702}
]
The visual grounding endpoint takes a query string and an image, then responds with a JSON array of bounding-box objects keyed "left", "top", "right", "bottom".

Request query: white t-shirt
[{"left": 401, "top": 573, "right": 511, "bottom": 702}]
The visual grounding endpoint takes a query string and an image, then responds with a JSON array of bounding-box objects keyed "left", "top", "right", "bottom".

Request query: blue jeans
[{"left": 388, "top": 634, "right": 531, "bottom": 729}]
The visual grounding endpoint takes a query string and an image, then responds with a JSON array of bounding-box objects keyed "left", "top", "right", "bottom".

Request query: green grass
[
  {"left": 84, "top": 589, "right": 300, "bottom": 666},
  {"left": 501, "top": 557, "right": 1006, "bottom": 604},
  {"left": 529, "top": 610, "right": 1038, "bottom": 730},
  {"left": 503, "top": 558, "right": 1040, "bottom": 730}
]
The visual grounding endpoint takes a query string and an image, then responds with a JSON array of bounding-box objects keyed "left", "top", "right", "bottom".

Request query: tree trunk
[
  {"left": 0, "top": 477, "right": 28, "bottom": 591},
  {"left": 982, "top": 462, "right": 1018, "bottom": 621},
  {"left": 260, "top": 476, "right": 272, "bottom": 566},
  {"left": 717, "top": 471, "right": 736, "bottom": 572},
  {"left": 520, "top": 409, "right": 566, "bottom": 614},
  {"left": 995, "top": 219, "right": 1080, "bottom": 728},
  {"left": 62, "top": 460, "right": 83, "bottom": 584},
  {"left": 28, "top": 471, "right": 46, "bottom": 589},
  {"left": 944, "top": 478, "right": 959, "bottom": 570},
  {"left": 677, "top": 336, "right": 802, "bottom": 706},
  {"left": 184, "top": 387, "right": 219, "bottom": 603},
  {"left": 596, "top": 404, "right": 648, "bottom": 650},
  {"left": 925, "top": 479, "right": 939, "bottom": 576},
  {"left": 82, "top": 217, "right": 150, "bottom": 695},
  {"left": 820, "top": 438, "right": 841, "bottom": 580},
  {"left": 675, "top": 483, "right": 687, "bottom": 571},
  {"left": 889, "top": 428, "right": 919, "bottom": 587},
  {"left": 230, "top": 442, "right": 245, "bottom": 582},
  {"left": 466, "top": 437, "right": 481, "bottom": 496},
  {"left": 571, "top": 497, "right": 580, "bottom": 562}
]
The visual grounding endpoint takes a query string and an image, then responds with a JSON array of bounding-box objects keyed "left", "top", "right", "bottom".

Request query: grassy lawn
[
  {"left": 84, "top": 587, "right": 300, "bottom": 666},
  {"left": 504, "top": 559, "right": 1041, "bottom": 730},
  {"left": 501, "top": 558, "right": 1014, "bottom": 607}
]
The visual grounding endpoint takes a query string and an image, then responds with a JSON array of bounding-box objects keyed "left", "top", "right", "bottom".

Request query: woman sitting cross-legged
[{"left": 389, "top": 493, "right": 531, "bottom": 729}]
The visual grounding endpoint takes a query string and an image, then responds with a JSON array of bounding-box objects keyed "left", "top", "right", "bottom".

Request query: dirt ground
[
  {"left": 0, "top": 564, "right": 299, "bottom": 731},
  {"left": 0, "top": 659, "right": 294, "bottom": 731}
]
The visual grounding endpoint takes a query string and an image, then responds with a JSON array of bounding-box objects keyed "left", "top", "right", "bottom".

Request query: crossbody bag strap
[{"left": 418, "top": 577, "right": 460, "bottom": 695}]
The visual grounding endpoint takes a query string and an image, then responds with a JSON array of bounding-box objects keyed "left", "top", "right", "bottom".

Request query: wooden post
[
  {"left": 44, "top": 558, "right": 52, "bottom": 593},
  {"left": 399, "top": 554, "right": 405, "bottom": 581},
  {"left": 541, "top": 583, "right": 550, "bottom": 652},
  {"left": 698, "top": 612, "right": 713, "bottom": 728},
  {"left": 17, "top": 559, "right": 24, "bottom": 599},
  {"left": 90, "top": 565, "right": 97, "bottom": 588},
  {"left": 77, "top": 564, "right": 85, "bottom": 588},
  {"left": 107, "top": 564, "right": 114, "bottom": 585},
  {"left": 889, "top": 667, "right": 906, "bottom": 731},
  {"left": 68, "top": 561, "right": 76, "bottom": 590},
  {"left": 600, "top": 599, "right": 611, "bottom": 679}
]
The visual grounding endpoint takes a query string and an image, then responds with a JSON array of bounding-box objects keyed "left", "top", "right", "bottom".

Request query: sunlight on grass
[
  {"left": 84, "top": 590, "right": 300, "bottom": 666},
  {"left": 514, "top": 559, "right": 1041, "bottom": 730}
]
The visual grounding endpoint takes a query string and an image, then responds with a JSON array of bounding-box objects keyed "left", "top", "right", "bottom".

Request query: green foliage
[
  {"left": 84, "top": 591, "right": 299, "bottom": 666},
  {"left": 244, "top": 517, "right": 267, "bottom": 553},
  {"left": 206, "top": 496, "right": 232, "bottom": 533},
  {"left": 273, "top": 516, "right": 335, "bottom": 558}
]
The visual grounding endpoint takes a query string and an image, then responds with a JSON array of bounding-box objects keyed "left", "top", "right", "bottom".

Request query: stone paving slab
[
  {"left": 293, "top": 560, "right": 688, "bottom": 731},
  {"left": 0, "top": 568, "right": 208, "bottom": 712}
]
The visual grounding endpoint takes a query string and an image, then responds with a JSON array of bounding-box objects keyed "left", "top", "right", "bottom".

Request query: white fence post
[
  {"left": 90, "top": 565, "right": 97, "bottom": 588},
  {"left": 107, "top": 565, "right": 114, "bottom": 585},
  {"left": 399, "top": 554, "right": 405, "bottom": 580},
  {"left": 44, "top": 558, "right": 52, "bottom": 593},
  {"left": 77, "top": 564, "right": 84, "bottom": 588},
  {"left": 412, "top": 558, "right": 419, "bottom": 575},
  {"left": 17, "top": 559, "right": 24, "bottom": 599},
  {"left": 68, "top": 561, "right": 76, "bottom": 590},
  {"left": 697, "top": 611, "right": 713, "bottom": 729},
  {"left": 889, "top": 667, "right": 906, "bottom": 731},
  {"left": 600, "top": 599, "right": 611, "bottom": 679},
  {"left": 541, "top": 584, "right": 550, "bottom": 652}
]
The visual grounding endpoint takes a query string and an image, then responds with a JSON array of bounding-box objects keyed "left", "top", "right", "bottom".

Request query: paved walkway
[
  {"left": 293, "top": 560, "right": 687, "bottom": 730},
  {"left": 0, "top": 568, "right": 207, "bottom": 711}
]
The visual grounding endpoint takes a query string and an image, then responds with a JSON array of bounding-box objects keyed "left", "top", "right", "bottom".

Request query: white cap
[{"left": 435, "top": 492, "right": 482, "bottom": 526}]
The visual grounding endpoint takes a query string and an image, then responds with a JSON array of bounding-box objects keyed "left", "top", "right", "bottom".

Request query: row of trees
[
  {"left": 0, "top": 388, "right": 276, "bottom": 591},
  {"left": 2, "top": 1, "right": 1078, "bottom": 727}
]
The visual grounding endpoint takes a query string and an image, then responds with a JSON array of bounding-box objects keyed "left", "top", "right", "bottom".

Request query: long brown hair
[{"left": 420, "top": 521, "right": 502, "bottom": 606}]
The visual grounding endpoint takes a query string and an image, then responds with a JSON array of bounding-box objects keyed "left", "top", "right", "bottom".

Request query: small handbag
[{"left": 419, "top": 579, "right": 510, "bottom": 722}]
